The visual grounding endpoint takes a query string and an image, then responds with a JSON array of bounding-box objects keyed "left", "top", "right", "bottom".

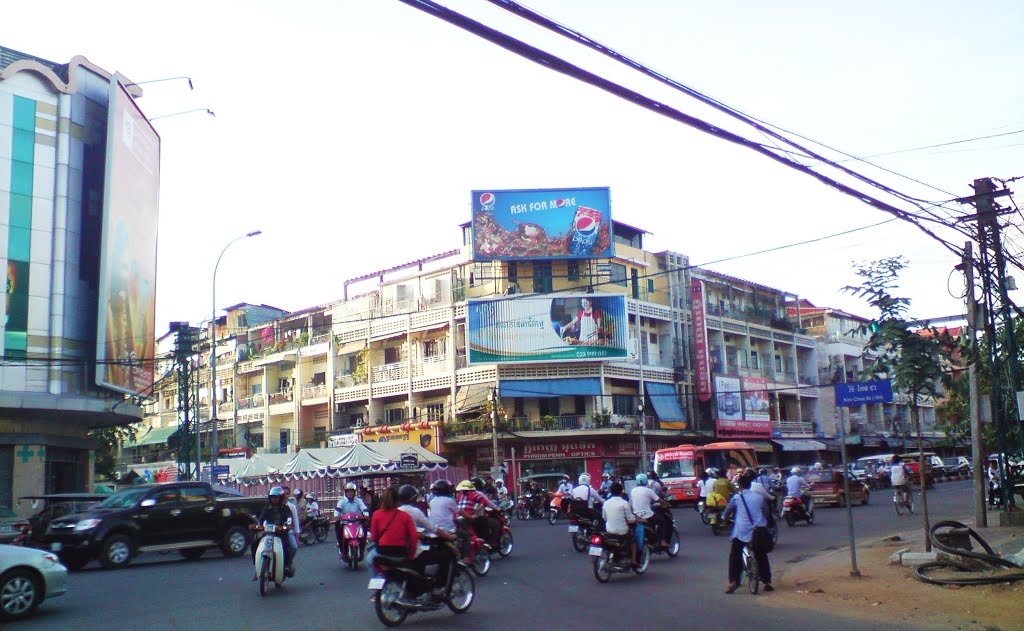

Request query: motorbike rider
[
  {"left": 398, "top": 484, "right": 457, "bottom": 597},
  {"left": 557, "top": 475, "right": 574, "bottom": 513},
  {"left": 428, "top": 480, "right": 460, "bottom": 534},
  {"left": 599, "top": 473, "right": 613, "bottom": 498},
  {"left": 571, "top": 473, "right": 603, "bottom": 520},
  {"left": 252, "top": 486, "right": 295, "bottom": 578},
  {"left": 890, "top": 456, "right": 913, "bottom": 504},
  {"left": 786, "top": 467, "right": 813, "bottom": 513},
  {"left": 456, "top": 479, "right": 500, "bottom": 545},
  {"left": 602, "top": 481, "right": 639, "bottom": 566},
  {"left": 482, "top": 477, "right": 499, "bottom": 502},
  {"left": 696, "top": 469, "right": 711, "bottom": 511},
  {"left": 494, "top": 479, "right": 509, "bottom": 503},
  {"left": 280, "top": 486, "right": 301, "bottom": 568},
  {"left": 335, "top": 482, "right": 370, "bottom": 553},
  {"left": 647, "top": 470, "right": 667, "bottom": 499},
  {"left": 630, "top": 473, "right": 670, "bottom": 550}
]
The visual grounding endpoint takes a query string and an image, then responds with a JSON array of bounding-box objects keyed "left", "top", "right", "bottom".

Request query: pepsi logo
[
  {"left": 479, "top": 192, "right": 496, "bottom": 210},
  {"left": 554, "top": 198, "right": 566, "bottom": 207},
  {"left": 575, "top": 216, "right": 597, "bottom": 235}
]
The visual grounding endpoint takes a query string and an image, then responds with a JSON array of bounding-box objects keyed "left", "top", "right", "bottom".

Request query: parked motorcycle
[
  {"left": 339, "top": 512, "right": 368, "bottom": 570},
  {"left": 369, "top": 534, "right": 474, "bottom": 627},
  {"left": 589, "top": 530, "right": 648, "bottom": 582},
  {"left": 781, "top": 495, "right": 815, "bottom": 526},
  {"left": 516, "top": 493, "right": 543, "bottom": 520},
  {"left": 252, "top": 519, "right": 292, "bottom": 597}
]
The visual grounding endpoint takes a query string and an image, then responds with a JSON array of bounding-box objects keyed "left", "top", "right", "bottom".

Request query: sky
[{"left": 7, "top": 0, "right": 1024, "bottom": 331}]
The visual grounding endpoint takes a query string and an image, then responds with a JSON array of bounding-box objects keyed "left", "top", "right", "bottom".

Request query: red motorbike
[
  {"left": 455, "top": 516, "right": 492, "bottom": 577},
  {"left": 782, "top": 495, "right": 815, "bottom": 526},
  {"left": 338, "top": 512, "right": 368, "bottom": 570},
  {"left": 486, "top": 509, "right": 514, "bottom": 558}
]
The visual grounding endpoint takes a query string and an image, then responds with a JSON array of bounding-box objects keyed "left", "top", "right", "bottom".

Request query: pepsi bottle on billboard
[{"left": 567, "top": 206, "right": 602, "bottom": 256}]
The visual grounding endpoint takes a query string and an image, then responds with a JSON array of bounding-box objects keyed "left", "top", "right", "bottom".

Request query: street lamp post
[{"left": 210, "top": 230, "right": 262, "bottom": 472}]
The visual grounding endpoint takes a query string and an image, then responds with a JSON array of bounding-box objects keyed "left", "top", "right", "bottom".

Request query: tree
[
  {"left": 844, "top": 257, "right": 953, "bottom": 552},
  {"left": 89, "top": 424, "right": 137, "bottom": 481}
]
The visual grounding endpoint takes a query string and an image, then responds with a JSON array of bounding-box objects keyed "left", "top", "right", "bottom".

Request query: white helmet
[
  {"left": 578, "top": 473, "right": 591, "bottom": 486},
  {"left": 791, "top": 466, "right": 802, "bottom": 475},
  {"left": 344, "top": 482, "right": 358, "bottom": 492},
  {"left": 706, "top": 468, "right": 718, "bottom": 477},
  {"left": 814, "top": 462, "right": 824, "bottom": 470}
]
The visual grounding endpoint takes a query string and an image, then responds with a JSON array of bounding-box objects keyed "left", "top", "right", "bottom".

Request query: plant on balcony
[
  {"left": 298, "top": 331, "right": 310, "bottom": 347},
  {"left": 352, "top": 350, "right": 368, "bottom": 384},
  {"left": 541, "top": 415, "right": 557, "bottom": 430},
  {"left": 844, "top": 256, "right": 953, "bottom": 552},
  {"left": 591, "top": 408, "right": 611, "bottom": 428}
]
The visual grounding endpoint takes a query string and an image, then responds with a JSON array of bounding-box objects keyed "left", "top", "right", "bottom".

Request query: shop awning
[
  {"left": 124, "top": 425, "right": 179, "bottom": 449},
  {"left": 644, "top": 382, "right": 687, "bottom": 422},
  {"left": 772, "top": 439, "right": 827, "bottom": 452},
  {"left": 499, "top": 378, "right": 602, "bottom": 398},
  {"left": 746, "top": 440, "right": 775, "bottom": 453},
  {"left": 454, "top": 383, "right": 491, "bottom": 414}
]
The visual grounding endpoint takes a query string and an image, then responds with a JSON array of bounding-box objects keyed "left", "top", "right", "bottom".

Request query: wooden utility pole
[{"left": 963, "top": 242, "right": 987, "bottom": 527}]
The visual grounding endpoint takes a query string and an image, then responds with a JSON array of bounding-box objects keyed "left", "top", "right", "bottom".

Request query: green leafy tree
[
  {"left": 89, "top": 424, "right": 137, "bottom": 481},
  {"left": 844, "top": 257, "right": 953, "bottom": 552}
]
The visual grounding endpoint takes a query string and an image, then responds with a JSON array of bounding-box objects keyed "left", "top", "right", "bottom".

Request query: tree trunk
[{"left": 912, "top": 398, "right": 931, "bottom": 552}]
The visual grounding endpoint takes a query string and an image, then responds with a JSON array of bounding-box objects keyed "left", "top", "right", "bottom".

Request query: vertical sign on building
[
  {"left": 95, "top": 79, "right": 160, "bottom": 395},
  {"left": 4, "top": 96, "right": 37, "bottom": 359},
  {"left": 691, "top": 280, "right": 712, "bottom": 402}
]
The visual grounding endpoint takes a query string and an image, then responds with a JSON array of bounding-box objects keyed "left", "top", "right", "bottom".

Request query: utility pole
[
  {"left": 171, "top": 322, "right": 201, "bottom": 481},
  {"left": 963, "top": 242, "right": 987, "bottom": 527},
  {"left": 835, "top": 377, "right": 860, "bottom": 576},
  {"left": 490, "top": 387, "right": 501, "bottom": 480}
]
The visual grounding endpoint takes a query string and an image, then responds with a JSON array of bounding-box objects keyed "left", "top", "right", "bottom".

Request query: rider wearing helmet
[
  {"left": 254, "top": 486, "right": 296, "bottom": 576},
  {"left": 429, "top": 480, "right": 459, "bottom": 534},
  {"left": 494, "top": 479, "right": 509, "bottom": 502},
  {"left": 557, "top": 474, "right": 574, "bottom": 514},
  {"left": 599, "top": 473, "right": 613, "bottom": 498},
  {"left": 647, "top": 470, "right": 667, "bottom": 499},
  {"left": 456, "top": 479, "right": 500, "bottom": 545},
  {"left": 786, "top": 467, "right": 813, "bottom": 512},
  {"left": 571, "top": 473, "right": 603, "bottom": 516},
  {"left": 813, "top": 462, "right": 824, "bottom": 471},
  {"left": 630, "top": 473, "right": 671, "bottom": 550},
  {"left": 397, "top": 485, "right": 456, "bottom": 597},
  {"left": 335, "top": 482, "right": 370, "bottom": 553}
]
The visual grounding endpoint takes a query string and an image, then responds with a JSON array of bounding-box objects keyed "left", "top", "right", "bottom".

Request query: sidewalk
[{"left": 763, "top": 516, "right": 1024, "bottom": 631}]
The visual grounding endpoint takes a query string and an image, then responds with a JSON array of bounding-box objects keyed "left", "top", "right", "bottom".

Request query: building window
[
  {"left": 612, "top": 393, "right": 635, "bottom": 416},
  {"left": 750, "top": 351, "right": 759, "bottom": 370},
  {"left": 513, "top": 398, "right": 525, "bottom": 417},
  {"left": 313, "top": 426, "right": 327, "bottom": 444},
  {"left": 647, "top": 278, "right": 655, "bottom": 294},
  {"left": 568, "top": 260, "right": 580, "bottom": 282},
  {"left": 507, "top": 261, "right": 518, "bottom": 285},
  {"left": 649, "top": 333, "right": 658, "bottom": 345},
  {"left": 312, "top": 372, "right": 326, "bottom": 386},
  {"left": 539, "top": 397, "right": 561, "bottom": 417},
  {"left": 574, "top": 396, "right": 586, "bottom": 415},
  {"left": 425, "top": 403, "right": 445, "bottom": 422},
  {"left": 631, "top": 269, "right": 640, "bottom": 299},
  {"left": 610, "top": 263, "right": 627, "bottom": 287},
  {"left": 384, "top": 346, "right": 402, "bottom": 364},
  {"left": 774, "top": 354, "right": 783, "bottom": 373},
  {"left": 423, "top": 339, "right": 444, "bottom": 358},
  {"left": 533, "top": 261, "right": 553, "bottom": 294},
  {"left": 277, "top": 378, "right": 290, "bottom": 392},
  {"left": 384, "top": 407, "right": 406, "bottom": 423}
]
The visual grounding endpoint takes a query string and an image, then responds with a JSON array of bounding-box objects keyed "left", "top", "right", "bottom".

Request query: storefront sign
[
  {"left": 741, "top": 376, "right": 771, "bottom": 422},
  {"left": 692, "top": 281, "right": 712, "bottom": 402},
  {"left": 357, "top": 422, "right": 442, "bottom": 454},
  {"left": 477, "top": 439, "right": 649, "bottom": 462}
]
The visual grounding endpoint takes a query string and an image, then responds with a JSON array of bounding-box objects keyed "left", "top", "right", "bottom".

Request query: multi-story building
[
  {"left": 1, "top": 47, "right": 148, "bottom": 510},
  {"left": 795, "top": 300, "right": 940, "bottom": 456}
]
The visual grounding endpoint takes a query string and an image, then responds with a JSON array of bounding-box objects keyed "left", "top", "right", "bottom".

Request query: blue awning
[
  {"left": 499, "top": 378, "right": 602, "bottom": 398},
  {"left": 645, "top": 382, "right": 687, "bottom": 422}
]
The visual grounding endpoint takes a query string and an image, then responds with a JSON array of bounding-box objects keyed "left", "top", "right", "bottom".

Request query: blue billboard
[{"left": 471, "top": 187, "right": 612, "bottom": 261}]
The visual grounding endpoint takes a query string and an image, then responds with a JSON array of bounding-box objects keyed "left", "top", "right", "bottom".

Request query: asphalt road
[{"left": 14, "top": 481, "right": 978, "bottom": 631}]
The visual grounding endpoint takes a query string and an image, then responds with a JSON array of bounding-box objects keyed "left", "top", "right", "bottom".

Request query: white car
[{"left": 0, "top": 544, "right": 68, "bottom": 621}]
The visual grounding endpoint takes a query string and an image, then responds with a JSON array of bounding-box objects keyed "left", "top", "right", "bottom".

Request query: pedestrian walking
[{"left": 721, "top": 471, "right": 773, "bottom": 594}]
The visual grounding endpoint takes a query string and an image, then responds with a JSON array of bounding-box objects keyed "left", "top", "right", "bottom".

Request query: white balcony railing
[
  {"left": 302, "top": 384, "right": 328, "bottom": 399},
  {"left": 238, "top": 394, "right": 265, "bottom": 410},
  {"left": 416, "top": 354, "right": 448, "bottom": 377},
  {"left": 371, "top": 362, "right": 408, "bottom": 383},
  {"left": 269, "top": 389, "right": 294, "bottom": 405}
]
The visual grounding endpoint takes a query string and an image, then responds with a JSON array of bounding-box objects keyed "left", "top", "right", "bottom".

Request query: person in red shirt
[{"left": 368, "top": 487, "right": 419, "bottom": 571}]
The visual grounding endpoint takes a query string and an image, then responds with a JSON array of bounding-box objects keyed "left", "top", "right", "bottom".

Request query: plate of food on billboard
[
  {"left": 468, "top": 294, "right": 627, "bottom": 363},
  {"left": 471, "top": 187, "right": 612, "bottom": 260}
]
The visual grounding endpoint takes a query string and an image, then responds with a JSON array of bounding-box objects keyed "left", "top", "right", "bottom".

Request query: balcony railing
[
  {"left": 238, "top": 394, "right": 264, "bottom": 409},
  {"left": 445, "top": 414, "right": 642, "bottom": 437},
  {"left": 336, "top": 373, "right": 368, "bottom": 388},
  {"left": 269, "top": 389, "right": 294, "bottom": 405},
  {"left": 774, "top": 420, "right": 815, "bottom": 434},
  {"left": 302, "top": 384, "right": 328, "bottom": 399},
  {"left": 415, "top": 354, "right": 448, "bottom": 377},
  {"left": 372, "top": 362, "right": 408, "bottom": 383},
  {"left": 310, "top": 334, "right": 330, "bottom": 347},
  {"left": 217, "top": 401, "right": 234, "bottom": 415}
]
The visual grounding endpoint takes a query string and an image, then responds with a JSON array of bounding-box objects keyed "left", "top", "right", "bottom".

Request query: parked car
[
  {"left": 805, "top": 470, "right": 870, "bottom": 507},
  {"left": 0, "top": 543, "right": 68, "bottom": 621},
  {"left": 39, "top": 482, "right": 265, "bottom": 571},
  {"left": 0, "top": 507, "right": 30, "bottom": 544},
  {"left": 941, "top": 456, "right": 971, "bottom": 477}
]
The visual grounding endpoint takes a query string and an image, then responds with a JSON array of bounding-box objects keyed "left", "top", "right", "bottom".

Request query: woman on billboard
[{"left": 560, "top": 297, "right": 603, "bottom": 345}]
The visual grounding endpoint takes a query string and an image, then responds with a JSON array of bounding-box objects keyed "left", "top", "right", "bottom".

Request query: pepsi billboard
[{"left": 471, "top": 187, "right": 613, "bottom": 261}]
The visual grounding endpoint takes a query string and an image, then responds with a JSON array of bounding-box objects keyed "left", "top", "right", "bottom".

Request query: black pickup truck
[{"left": 40, "top": 482, "right": 265, "bottom": 570}]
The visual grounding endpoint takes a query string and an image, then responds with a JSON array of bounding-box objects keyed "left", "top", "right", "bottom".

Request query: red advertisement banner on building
[
  {"left": 691, "top": 280, "right": 712, "bottom": 402},
  {"left": 477, "top": 439, "right": 648, "bottom": 462},
  {"left": 715, "top": 418, "right": 772, "bottom": 439}
]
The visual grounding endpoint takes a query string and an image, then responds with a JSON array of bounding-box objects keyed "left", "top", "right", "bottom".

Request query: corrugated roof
[{"left": 0, "top": 46, "right": 67, "bottom": 83}]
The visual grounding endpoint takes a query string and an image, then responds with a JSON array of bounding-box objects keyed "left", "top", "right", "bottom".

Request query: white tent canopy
[{"left": 232, "top": 443, "right": 447, "bottom": 484}]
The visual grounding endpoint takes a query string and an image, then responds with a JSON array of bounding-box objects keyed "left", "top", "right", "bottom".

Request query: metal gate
[{"left": 0, "top": 447, "right": 13, "bottom": 509}]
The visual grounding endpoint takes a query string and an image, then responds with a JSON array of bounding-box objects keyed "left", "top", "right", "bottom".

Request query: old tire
[
  {"left": 100, "top": 534, "right": 133, "bottom": 570},
  {"left": 221, "top": 526, "right": 251, "bottom": 557},
  {"left": 0, "top": 569, "right": 40, "bottom": 621}
]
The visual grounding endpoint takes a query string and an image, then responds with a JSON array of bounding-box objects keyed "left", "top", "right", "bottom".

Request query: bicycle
[
  {"left": 893, "top": 485, "right": 914, "bottom": 515},
  {"left": 741, "top": 542, "right": 760, "bottom": 594}
]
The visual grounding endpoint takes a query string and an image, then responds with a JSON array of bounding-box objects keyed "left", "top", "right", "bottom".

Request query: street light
[
  {"left": 124, "top": 76, "right": 195, "bottom": 90},
  {"left": 149, "top": 108, "right": 216, "bottom": 122},
  {"left": 210, "top": 230, "right": 262, "bottom": 471}
]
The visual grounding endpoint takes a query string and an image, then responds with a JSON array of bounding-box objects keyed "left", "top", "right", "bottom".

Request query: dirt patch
[{"left": 764, "top": 530, "right": 1024, "bottom": 631}]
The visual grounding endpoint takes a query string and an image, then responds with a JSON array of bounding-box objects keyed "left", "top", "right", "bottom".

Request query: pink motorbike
[{"left": 339, "top": 512, "right": 368, "bottom": 570}]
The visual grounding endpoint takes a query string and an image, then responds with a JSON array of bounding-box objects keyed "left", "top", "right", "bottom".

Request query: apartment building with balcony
[
  {"left": 691, "top": 270, "right": 822, "bottom": 464},
  {"left": 794, "top": 300, "right": 941, "bottom": 457}
]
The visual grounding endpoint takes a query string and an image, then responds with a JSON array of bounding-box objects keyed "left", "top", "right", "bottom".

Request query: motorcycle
[
  {"left": 781, "top": 495, "right": 815, "bottom": 526},
  {"left": 497, "top": 497, "right": 514, "bottom": 522},
  {"left": 339, "top": 512, "right": 368, "bottom": 570},
  {"left": 516, "top": 493, "right": 544, "bottom": 520},
  {"left": 547, "top": 492, "right": 569, "bottom": 525},
  {"left": 568, "top": 510, "right": 604, "bottom": 553},
  {"left": 369, "top": 534, "right": 474, "bottom": 627},
  {"left": 455, "top": 517, "right": 492, "bottom": 576},
  {"left": 252, "top": 519, "right": 292, "bottom": 597},
  {"left": 589, "top": 529, "right": 648, "bottom": 583},
  {"left": 484, "top": 509, "right": 514, "bottom": 558},
  {"left": 640, "top": 506, "right": 681, "bottom": 559}
]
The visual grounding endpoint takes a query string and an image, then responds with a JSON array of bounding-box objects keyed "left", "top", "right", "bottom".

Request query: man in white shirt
[
  {"left": 601, "top": 481, "right": 638, "bottom": 566},
  {"left": 890, "top": 456, "right": 912, "bottom": 504},
  {"left": 785, "top": 468, "right": 812, "bottom": 512},
  {"left": 571, "top": 473, "right": 603, "bottom": 508},
  {"left": 630, "top": 473, "right": 670, "bottom": 549},
  {"left": 427, "top": 480, "right": 459, "bottom": 534}
]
